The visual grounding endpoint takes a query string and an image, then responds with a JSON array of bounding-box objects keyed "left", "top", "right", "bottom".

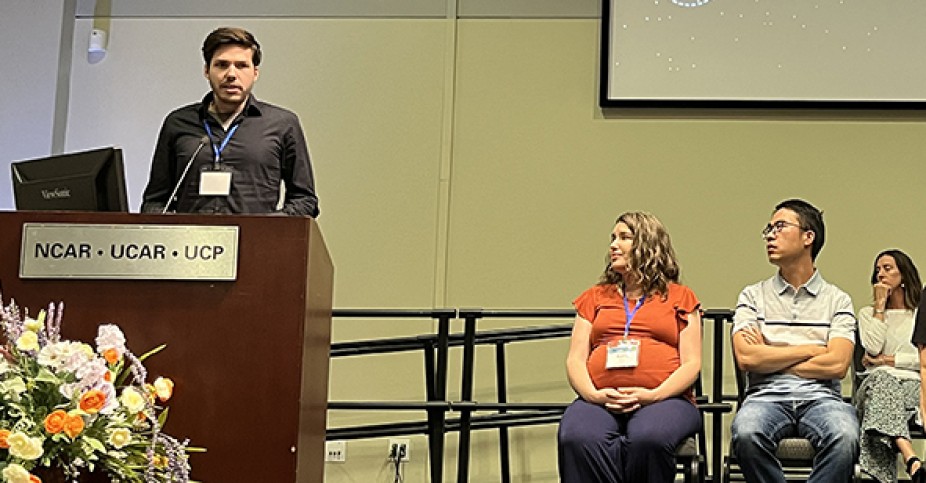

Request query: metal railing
[{"left": 326, "top": 307, "right": 736, "bottom": 483}]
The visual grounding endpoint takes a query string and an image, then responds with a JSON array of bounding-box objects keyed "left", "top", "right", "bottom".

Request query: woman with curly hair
[
  {"left": 856, "top": 249, "right": 924, "bottom": 483},
  {"left": 557, "top": 212, "right": 702, "bottom": 482}
]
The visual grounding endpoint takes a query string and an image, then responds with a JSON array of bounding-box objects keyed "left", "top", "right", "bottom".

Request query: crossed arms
[{"left": 732, "top": 325, "right": 853, "bottom": 380}]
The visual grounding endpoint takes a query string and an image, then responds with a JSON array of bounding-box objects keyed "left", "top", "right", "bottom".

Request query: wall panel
[
  {"left": 76, "top": 0, "right": 446, "bottom": 18},
  {"left": 0, "top": 1, "right": 67, "bottom": 210}
]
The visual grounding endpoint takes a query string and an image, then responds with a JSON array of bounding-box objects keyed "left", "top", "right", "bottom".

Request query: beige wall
[
  {"left": 9, "top": 4, "right": 926, "bottom": 481},
  {"left": 0, "top": 0, "right": 68, "bottom": 209}
]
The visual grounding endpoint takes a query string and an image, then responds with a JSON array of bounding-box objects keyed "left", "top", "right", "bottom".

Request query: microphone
[{"left": 162, "top": 135, "right": 210, "bottom": 214}]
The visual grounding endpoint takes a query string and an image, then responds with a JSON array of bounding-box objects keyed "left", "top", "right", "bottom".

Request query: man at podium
[{"left": 141, "top": 27, "right": 319, "bottom": 217}]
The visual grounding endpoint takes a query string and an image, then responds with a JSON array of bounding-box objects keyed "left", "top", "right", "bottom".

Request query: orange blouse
[{"left": 573, "top": 283, "right": 700, "bottom": 399}]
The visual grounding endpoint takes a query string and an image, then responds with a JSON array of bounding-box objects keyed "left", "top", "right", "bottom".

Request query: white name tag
[
  {"left": 199, "top": 170, "right": 232, "bottom": 196},
  {"left": 606, "top": 338, "right": 640, "bottom": 369}
]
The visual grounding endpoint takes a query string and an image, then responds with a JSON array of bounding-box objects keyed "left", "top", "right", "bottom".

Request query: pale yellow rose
[
  {"left": 153, "top": 377, "right": 175, "bottom": 402},
  {"left": 76, "top": 342, "right": 95, "bottom": 359},
  {"left": 23, "top": 317, "right": 42, "bottom": 333},
  {"left": 1, "top": 463, "right": 32, "bottom": 483},
  {"left": 108, "top": 427, "right": 132, "bottom": 449},
  {"left": 15, "top": 331, "right": 38, "bottom": 352},
  {"left": 120, "top": 387, "right": 146, "bottom": 413},
  {"left": 7, "top": 431, "right": 44, "bottom": 460}
]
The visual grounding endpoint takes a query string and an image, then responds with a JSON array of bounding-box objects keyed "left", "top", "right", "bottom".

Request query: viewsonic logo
[{"left": 40, "top": 188, "right": 71, "bottom": 200}]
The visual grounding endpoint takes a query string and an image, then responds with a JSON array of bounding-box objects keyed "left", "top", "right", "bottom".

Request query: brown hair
[
  {"left": 202, "top": 27, "right": 262, "bottom": 66},
  {"left": 870, "top": 249, "right": 922, "bottom": 310},
  {"left": 598, "top": 211, "right": 680, "bottom": 297}
]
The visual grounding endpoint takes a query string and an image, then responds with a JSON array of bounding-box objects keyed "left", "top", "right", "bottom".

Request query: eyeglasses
[{"left": 761, "top": 220, "right": 804, "bottom": 238}]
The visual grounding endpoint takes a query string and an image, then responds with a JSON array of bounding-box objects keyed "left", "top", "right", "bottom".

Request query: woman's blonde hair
[{"left": 599, "top": 211, "right": 680, "bottom": 297}]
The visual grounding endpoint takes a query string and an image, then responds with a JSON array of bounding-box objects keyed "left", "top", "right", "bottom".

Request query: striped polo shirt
[{"left": 732, "top": 270, "right": 856, "bottom": 402}]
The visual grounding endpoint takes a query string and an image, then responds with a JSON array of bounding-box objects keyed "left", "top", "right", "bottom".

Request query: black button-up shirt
[{"left": 141, "top": 93, "right": 319, "bottom": 217}]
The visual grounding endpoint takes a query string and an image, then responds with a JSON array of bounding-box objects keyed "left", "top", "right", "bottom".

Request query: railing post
[
  {"left": 456, "top": 309, "right": 480, "bottom": 483},
  {"left": 495, "top": 341, "right": 511, "bottom": 483},
  {"left": 707, "top": 309, "right": 734, "bottom": 483}
]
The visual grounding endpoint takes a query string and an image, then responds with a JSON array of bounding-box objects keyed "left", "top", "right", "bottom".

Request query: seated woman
[
  {"left": 856, "top": 249, "right": 924, "bottom": 483},
  {"left": 557, "top": 211, "right": 702, "bottom": 483}
]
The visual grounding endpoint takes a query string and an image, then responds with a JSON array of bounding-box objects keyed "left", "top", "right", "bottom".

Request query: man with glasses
[{"left": 730, "top": 198, "right": 858, "bottom": 483}]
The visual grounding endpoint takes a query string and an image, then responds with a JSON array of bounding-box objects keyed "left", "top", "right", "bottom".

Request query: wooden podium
[{"left": 0, "top": 211, "right": 333, "bottom": 482}]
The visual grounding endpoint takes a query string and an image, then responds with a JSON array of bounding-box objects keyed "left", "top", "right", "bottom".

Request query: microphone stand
[{"left": 161, "top": 136, "right": 210, "bottom": 214}]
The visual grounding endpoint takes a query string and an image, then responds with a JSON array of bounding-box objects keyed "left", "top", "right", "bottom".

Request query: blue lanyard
[
  {"left": 203, "top": 121, "right": 240, "bottom": 166},
  {"left": 622, "top": 292, "right": 645, "bottom": 338}
]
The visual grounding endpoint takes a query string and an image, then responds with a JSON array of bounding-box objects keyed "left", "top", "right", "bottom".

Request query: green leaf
[
  {"left": 34, "top": 368, "right": 60, "bottom": 384},
  {"left": 84, "top": 436, "right": 106, "bottom": 453},
  {"left": 157, "top": 407, "right": 169, "bottom": 427},
  {"left": 138, "top": 344, "right": 166, "bottom": 362}
]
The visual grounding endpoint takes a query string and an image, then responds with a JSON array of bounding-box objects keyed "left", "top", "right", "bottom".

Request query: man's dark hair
[
  {"left": 202, "top": 27, "right": 262, "bottom": 66},
  {"left": 774, "top": 198, "right": 825, "bottom": 260}
]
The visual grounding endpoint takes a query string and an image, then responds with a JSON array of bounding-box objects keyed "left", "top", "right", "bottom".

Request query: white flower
[
  {"left": 38, "top": 341, "right": 82, "bottom": 370},
  {"left": 58, "top": 357, "right": 108, "bottom": 401},
  {"left": 95, "top": 324, "right": 126, "bottom": 355},
  {"left": 108, "top": 427, "right": 132, "bottom": 449},
  {"left": 61, "top": 343, "right": 95, "bottom": 374},
  {"left": 120, "top": 387, "right": 146, "bottom": 413},
  {"left": 15, "top": 331, "right": 38, "bottom": 352},
  {"left": 1, "top": 463, "right": 32, "bottom": 483},
  {"left": 76, "top": 357, "right": 108, "bottom": 384},
  {"left": 7, "top": 431, "right": 44, "bottom": 460}
]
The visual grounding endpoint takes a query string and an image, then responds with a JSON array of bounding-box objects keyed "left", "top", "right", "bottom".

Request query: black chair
[
  {"left": 675, "top": 433, "right": 706, "bottom": 483},
  {"left": 721, "top": 333, "right": 860, "bottom": 483}
]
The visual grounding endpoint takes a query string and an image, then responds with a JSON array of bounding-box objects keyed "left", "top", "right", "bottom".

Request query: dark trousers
[{"left": 557, "top": 396, "right": 701, "bottom": 483}]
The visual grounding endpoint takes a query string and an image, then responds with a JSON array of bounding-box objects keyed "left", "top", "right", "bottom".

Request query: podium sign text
[{"left": 20, "top": 223, "right": 239, "bottom": 280}]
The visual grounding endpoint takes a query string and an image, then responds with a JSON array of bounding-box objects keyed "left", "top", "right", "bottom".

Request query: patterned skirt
[{"left": 855, "top": 369, "right": 921, "bottom": 483}]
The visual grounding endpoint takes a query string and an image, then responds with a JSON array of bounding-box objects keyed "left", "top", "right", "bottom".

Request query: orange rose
[
  {"left": 79, "top": 389, "right": 106, "bottom": 414},
  {"left": 44, "top": 410, "right": 68, "bottom": 434},
  {"left": 104, "top": 371, "right": 113, "bottom": 383},
  {"left": 29, "top": 475, "right": 41, "bottom": 483},
  {"left": 63, "top": 414, "right": 85, "bottom": 439},
  {"left": 0, "top": 429, "right": 10, "bottom": 448},
  {"left": 103, "top": 348, "right": 121, "bottom": 365}
]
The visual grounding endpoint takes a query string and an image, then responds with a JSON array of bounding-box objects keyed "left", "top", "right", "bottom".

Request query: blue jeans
[{"left": 731, "top": 397, "right": 859, "bottom": 483}]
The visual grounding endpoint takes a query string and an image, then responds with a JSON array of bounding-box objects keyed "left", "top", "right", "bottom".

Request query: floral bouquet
[{"left": 0, "top": 297, "right": 193, "bottom": 483}]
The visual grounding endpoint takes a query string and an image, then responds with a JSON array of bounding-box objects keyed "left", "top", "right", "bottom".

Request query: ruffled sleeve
[
  {"left": 572, "top": 287, "right": 599, "bottom": 321},
  {"left": 672, "top": 284, "right": 702, "bottom": 323}
]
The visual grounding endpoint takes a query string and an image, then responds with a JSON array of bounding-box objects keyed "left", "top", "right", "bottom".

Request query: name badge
[
  {"left": 606, "top": 339, "right": 640, "bottom": 369},
  {"left": 200, "top": 170, "right": 232, "bottom": 196}
]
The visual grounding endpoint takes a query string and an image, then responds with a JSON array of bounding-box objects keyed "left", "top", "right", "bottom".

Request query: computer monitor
[{"left": 11, "top": 147, "right": 128, "bottom": 212}]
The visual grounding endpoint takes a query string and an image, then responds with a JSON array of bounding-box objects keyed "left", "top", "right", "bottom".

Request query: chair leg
[{"left": 689, "top": 457, "right": 701, "bottom": 483}]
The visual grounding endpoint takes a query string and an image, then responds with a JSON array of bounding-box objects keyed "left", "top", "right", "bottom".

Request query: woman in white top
[{"left": 856, "top": 249, "right": 923, "bottom": 483}]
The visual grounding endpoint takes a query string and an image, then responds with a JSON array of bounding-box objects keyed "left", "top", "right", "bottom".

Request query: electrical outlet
[
  {"left": 325, "top": 440, "right": 346, "bottom": 463},
  {"left": 388, "top": 438, "right": 410, "bottom": 462}
]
